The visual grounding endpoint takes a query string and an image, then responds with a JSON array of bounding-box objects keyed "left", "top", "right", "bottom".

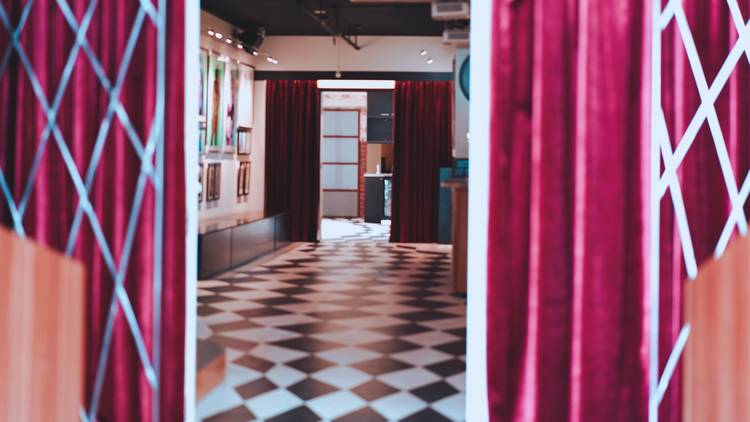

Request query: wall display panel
[
  {"left": 198, "top": 122, "right": 206, "bottom": 154},
  {"left": 321, "top": 165, "right": 359, "bottom": 190},
  {"left": 322, "top": 191, "right": 359, "bottom": 217},
  {"left": 206, "top": 163, "right": 222, "bottom": 201},
  {"left": 224, "top": 60, "right": 238, "bottom": 152},
  {"left": 237, "top": 129, "right": 251, "bottom": 155},
  {"left": 207, "top": 55, "right": 225, "bottom": 151},
  {"left": 236, "top": 63, "right": 254, "bottom": 128},
  {"left": 199, "top": 48, "right": 208, "bottom": 121},
  {"left": 237, "top": 162, "right": 251, "bottom": 198},
  {"left": 198, "top": 163, "right": 204, "bottom": 203},
  {"left": 322, "top": 138, "right": 358, "bottom": 163},
  {"left": 322, "top": 110, "right": 359, "bottom": 136},
  {"left": 244, "top": 163, "right": 251, "bottom": 196}
]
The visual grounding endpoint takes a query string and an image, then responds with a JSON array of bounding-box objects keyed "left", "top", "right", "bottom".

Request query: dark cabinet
[
  {"left": 365, "top": 175, "right": 392, "bottom": 223},
  {"left": 367, "top": 91, "right": 393, "bottom": 144}
]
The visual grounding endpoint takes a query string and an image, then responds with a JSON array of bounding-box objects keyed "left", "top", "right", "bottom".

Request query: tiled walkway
[{"left": 197, "top": 225, "right": 465, "bottom": 421}]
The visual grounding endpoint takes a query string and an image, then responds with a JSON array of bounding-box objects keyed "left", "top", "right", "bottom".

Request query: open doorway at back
[{"left": 319, "top": 89, "right": 394, "bottom": 242}]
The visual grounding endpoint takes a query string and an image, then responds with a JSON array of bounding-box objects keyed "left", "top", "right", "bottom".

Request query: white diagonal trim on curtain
[
  {"left": 650, "top": 1, "right": 750, "bottom": 421},
  {"left": 0, "top": 1, "right": 167, "bottom": 421}
]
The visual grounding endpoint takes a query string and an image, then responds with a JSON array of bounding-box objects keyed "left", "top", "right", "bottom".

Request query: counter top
[{"left": 199, "top": 211, "right": 266, "bottom": 234}]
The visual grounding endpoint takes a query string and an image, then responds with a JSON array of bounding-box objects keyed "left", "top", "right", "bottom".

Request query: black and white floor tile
[{"left": 197, "top": 223, "right": 465, "bottom": 421}]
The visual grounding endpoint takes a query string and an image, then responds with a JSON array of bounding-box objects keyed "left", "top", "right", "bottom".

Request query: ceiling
[{"left": 201, "top": 0, "right": 446, "bottom": 36}]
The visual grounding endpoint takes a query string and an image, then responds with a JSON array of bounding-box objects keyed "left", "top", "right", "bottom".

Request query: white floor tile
[
  {"left": 316, "top": 347, "right": 381, "bottom": 365},
  {"left": 377, "top": 367, "right": 441, "bottom": 390},
  {"left": 371, "top": 392, "right": 428, "bottom": 420},
  {"left": 432, "top": 393, "right": 466, "bottom": 421},
  {"left": 250, "top": 344, "right": 308, "bottom": 363},
  {"left": 265, "top": 364, "right": 307, "bottom": 387},
  {"left": 306, "top": 390, "right": 366, "bottom": 420},
  {"left": 391, "top": 348, "right": 452, "bottom": 366},
  {"left": 311, "top": 366, "right": 371, "bottom": 389},
  {"left": 196, "top": 382, "right": 243, "bottom": 419},
  {"left": 245, "top": 388, "right": 302, "bottom": 420}
]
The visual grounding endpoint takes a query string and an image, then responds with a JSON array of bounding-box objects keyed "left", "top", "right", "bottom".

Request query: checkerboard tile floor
[{"left": 197, "top": 239, "right": 465, "bottom": 421}]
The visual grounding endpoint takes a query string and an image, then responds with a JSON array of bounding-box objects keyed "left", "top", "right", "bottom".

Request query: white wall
[
  {"left": 257, "top": 36, "right": 454, "bottom": 73},
  {"left": 250, "top": 80, "right": 267, "bottom": 215}
]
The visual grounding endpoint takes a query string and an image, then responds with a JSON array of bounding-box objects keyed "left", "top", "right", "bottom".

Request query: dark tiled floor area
[{"left": 197, "top": 221, "right": 465, "bottom": 421}]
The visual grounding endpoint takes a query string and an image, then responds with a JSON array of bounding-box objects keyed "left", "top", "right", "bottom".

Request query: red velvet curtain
[
  {"left": 488, "top": 0, "right": 750, "bottom": 421},
  {"left": 0, "top": 1, "right": 184, "bottom": 421},
  {"left": 265, "top": 80, "right": 320, "bottom": 242},
  {"left": 390, "top": 80, "right": 453, "bottom": 243}
]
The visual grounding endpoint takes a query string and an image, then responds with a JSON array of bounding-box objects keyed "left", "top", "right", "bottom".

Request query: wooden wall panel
[
  {"left": 0, "top": 228, "right": 85, "bottom": 422},
  {"left": 683, "top": 233, "right": 750, "bottom": 422}
]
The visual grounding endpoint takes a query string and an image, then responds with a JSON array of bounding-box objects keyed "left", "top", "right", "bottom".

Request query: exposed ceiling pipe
[{"left": 297, "top": 1, "right": 362, "bottom": 50}]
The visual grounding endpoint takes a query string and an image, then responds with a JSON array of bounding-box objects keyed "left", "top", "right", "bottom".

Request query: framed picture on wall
[
  {"left": 198, "top": 121, "right": 206, "bottom": 154},
  {"left": 243, "top": 162, "right": 251, "bottom": 196},
  {"left": 206, "top": 163, "right": 221, "bottom": 201},
  {"left": 237, "top": 127, "right": 251, "bottom": 155},
  {"left": 237, "top": 162, "right": 251, "bottom": 197},
  {"left": 199, "top": 48, "right": 208, "bottom": 122},
  {"left": 237, "top": 162, "right": 245, "bottom": 197},
  {"left": 236, "top": 62, "right": 254, "bottom": 128},
  {"left": 205, "top": 163, "right": 213, "bottom": 200},
  {"left": 207, "top": 54, "right": 224, "bottom": 152},
  {"left": 213, "top": 163, "right": 221, "bottom": 201},
  {"left": 198, "top": 163, "right": 203, "bottom": 203},
  {"left": 223, "top": 60, "right": 239, "bottom": 153}
]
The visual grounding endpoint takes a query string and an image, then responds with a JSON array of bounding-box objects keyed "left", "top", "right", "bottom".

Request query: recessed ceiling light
[
  {"left": 226, "top": 38, "right": 232, "bottom": 44},
  {"left": 207, "top": 30, "right": 214, "bottom": 36},
  {"left": 215, "top": 32, "right": 223, "bottom": 40},
  {"left": 237, "top": 43, "right": 244, "bottom": 49},
  {"left": 427, "top": 58, "right": 434, "bottom": 64},
  {"left": 267, "top": 57, "right": 278, "bottom": 64},
  {"left": 251, "top": 50, "right": 259, "bottom": 56},
  {"left": 420, "top": 49, "right": 427, "bottom": 56}
]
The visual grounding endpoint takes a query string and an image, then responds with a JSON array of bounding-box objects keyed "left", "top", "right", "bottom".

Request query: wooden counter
[{"left": 441, "top": 178, "right": 467, "bottom": 293}]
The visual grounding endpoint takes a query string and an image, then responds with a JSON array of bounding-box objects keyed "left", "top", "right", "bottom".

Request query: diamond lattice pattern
[
  {"left": 0, "top": 0, "right": 166, "bottom": 420},
  {"left": 651, "top": 0, "right": 750, "bottom": 420}
]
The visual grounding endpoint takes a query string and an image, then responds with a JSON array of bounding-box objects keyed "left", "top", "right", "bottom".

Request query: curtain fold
[
  {"left": 0, "top": 1, "right": 185, "bottom": 420},
  {"left": 390, "top": 80, "right": 453, "bottom": 243},
  {"left": 264, "top": 80, "right": 320, "bottom": 242},
  {"left": 488, "top": 1, "right": 651, "bottom": 420},
  {"left": 488, "top": 0, "right": 750, "bottom": 420}
]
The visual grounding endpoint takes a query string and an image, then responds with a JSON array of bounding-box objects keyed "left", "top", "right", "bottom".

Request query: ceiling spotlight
[
  {"left": 251, "top": 49, "right": 259, "bottom": 56},
  {"left": 215, "top": 32, "right": 223, "bottom": 40},
  {"left": 420, "top": 49, "right": 427, "bottom": 56},
  {"left": 237, "top": 43, "right": 244, "bottom": 49},
  {"left": 266, "top": 57, "right": 278, "bottom": 64},
  {"left": 207, "top": 30, "right": 215, "bottom": 36},
  {"left": 427, "top": 58, "right": 434, "bottom": 64},
  {"left": 226, "top": 38, "right": 233, "bottom": 44}
]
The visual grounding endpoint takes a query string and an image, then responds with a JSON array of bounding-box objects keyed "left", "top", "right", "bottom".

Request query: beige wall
[
  {"left": 256, "top": 36, "right": 454, "bottom": 73},
  {"left": 366, "top": 144, "right": 394, "bottom": 174}
]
